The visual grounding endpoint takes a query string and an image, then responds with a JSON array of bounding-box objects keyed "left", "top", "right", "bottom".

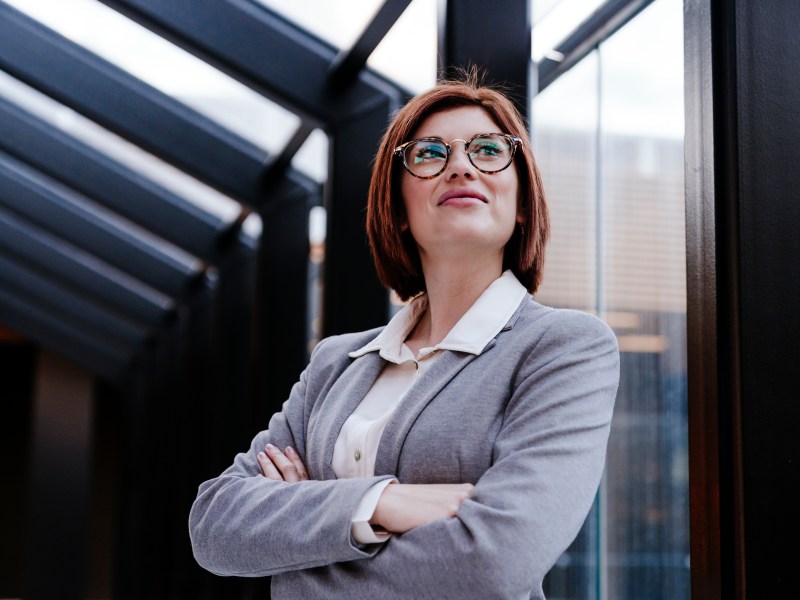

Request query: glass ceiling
[
  {"left": 532, "top": 0, "right": 606, "bottom": 62},
  {"left": 256, "top": 0, "right": 438, "bottom": 93},
  {"left": 4, "top": 0, "right": 300, "bottom": 155},
  {"left": 0, "top": 70, "right": 244, "bottom": 227},
  {"left": 4, "top": 0, "right": 440, "bottom": 187},
  {"left": 255, "top": 0, "right": 385, "bottom": 49}
]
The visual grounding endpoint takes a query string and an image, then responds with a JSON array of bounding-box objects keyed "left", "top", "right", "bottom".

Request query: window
[{"left": 533, "top": 0, "right": 689, "bottom": 597}]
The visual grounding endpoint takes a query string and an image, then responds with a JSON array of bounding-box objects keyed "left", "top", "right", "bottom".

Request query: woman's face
[{"left": 400, "top": 106, "right": 521, "bottom": 263}]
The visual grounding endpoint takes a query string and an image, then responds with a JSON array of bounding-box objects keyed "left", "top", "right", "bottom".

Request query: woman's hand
[
  {"left": 256, "top": 446, "right": 473, "bottom": 533},
  {"left": 370, "top": 483, "right": 475, "bottom": 533},
  {"left": 257, "top": 444, "right": 309, "bottom": 482}
]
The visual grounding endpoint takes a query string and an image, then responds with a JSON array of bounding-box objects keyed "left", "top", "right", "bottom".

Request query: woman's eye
[
  {"left": 413, "top": 143, "right": 447, "bottom": 162},
  {"left": 471, "top": 142, "right": 504, "bottom": 157}
]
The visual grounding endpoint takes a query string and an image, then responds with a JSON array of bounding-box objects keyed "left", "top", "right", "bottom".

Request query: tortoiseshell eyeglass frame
[{"left": 393, "top": 133, "right": 523, "bottom": 179}]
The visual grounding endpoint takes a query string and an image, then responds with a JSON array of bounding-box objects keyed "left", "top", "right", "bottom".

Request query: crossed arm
[
  {"left": 190, "top": 310, "right": 619, "bottom": 594},
  {"left": 257, "top": 443, "right": 475, "bottom": 534}
]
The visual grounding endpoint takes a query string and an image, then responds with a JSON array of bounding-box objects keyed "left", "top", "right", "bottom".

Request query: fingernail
[
  {"left": 257, "top": 452, "right": 266, "bottom": 460},
  {"left": 285, "top": 446, "right": 294, "bottom": 455},
  {"left": 265, "top": 444, "right": 276, "bottom": 452}
]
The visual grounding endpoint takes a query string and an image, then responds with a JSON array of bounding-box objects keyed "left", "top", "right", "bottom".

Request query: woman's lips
[{"left": 437, "top": 188, "right": 488, "bottom": 206}]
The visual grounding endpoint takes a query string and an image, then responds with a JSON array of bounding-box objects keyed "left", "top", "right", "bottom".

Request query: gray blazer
[{"left": 189, "top": 296, "right": 619, "bottom": 599}]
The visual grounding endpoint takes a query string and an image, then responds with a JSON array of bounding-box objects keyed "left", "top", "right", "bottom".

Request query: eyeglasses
[{"left": 394, "top": 133, "right": 522, "bottom": 179}]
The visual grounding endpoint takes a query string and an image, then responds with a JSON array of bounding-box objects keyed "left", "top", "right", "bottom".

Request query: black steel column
[
  {"left": 114, "top": 317, "right": 181, "bottom": 598},
  {"left": 212, "top": 229, "right": 259, "bottom": 469},
  {"left": 256, "top": 178, "right": 315, "bottom": 424},
  {"left": 686, "top": 1, "right": 800, "bottom": 598},
  {"left": 439, "top": 0, "right": 531, "bottom": 119},
  {"left": 324, "top": 99, "right": 397, "bottom": 336}
]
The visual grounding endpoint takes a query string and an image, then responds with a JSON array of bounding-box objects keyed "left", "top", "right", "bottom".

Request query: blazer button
[{"left": 354, "top": 450, "right": 362, "bottom": 462}]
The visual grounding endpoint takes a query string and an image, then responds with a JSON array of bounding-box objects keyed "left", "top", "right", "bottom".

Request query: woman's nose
[{"left": 445, "top": 143, "right": 477, "bottom": 179}]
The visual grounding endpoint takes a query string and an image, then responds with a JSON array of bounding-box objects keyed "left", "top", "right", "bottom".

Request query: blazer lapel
[
  {"left": 306, "top": 352, "right": 385, "bottom": 480},
  {"left": 373, "top": 342, "right": 496, "bottom": 477}
]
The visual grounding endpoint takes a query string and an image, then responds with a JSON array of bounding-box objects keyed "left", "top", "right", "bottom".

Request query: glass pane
[
  {"left": 292, "top": 128, "right": 330, "bottom": 184},
  {"left": 532, "top": 53, "right": 599, "bottom": 312},
  {"left": 6, "top": 0, "right": 300, "bottom": 155},
  {"left": 600, "top": 2, "right": 689, "bottom": 599},
  {"left": 254, "top": 0, "right": 383, "bottom": 49},
  {"left": 368, "top": 0, "right": 438, "bottom": 93},
  {"left": 533, "top": 51, "right": 601, "bottom": 599}
]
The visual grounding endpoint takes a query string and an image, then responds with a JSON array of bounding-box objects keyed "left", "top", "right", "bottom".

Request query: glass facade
[{"left": 532, "top": 0, "right": 689, "bottom": 598}]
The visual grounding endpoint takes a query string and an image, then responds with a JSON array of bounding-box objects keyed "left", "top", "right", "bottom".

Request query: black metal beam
[
  {"left": 0, "top": 207, "right": 172, "bottom": 326},
  {"left": 0, "top": 97, "right": 235, "bottom": 264},
  {"left": 323, "top": 100, "right": 392, "bottom": 335},
  {"left": 172, "top": 274, "right": 221, "bottom": 597},
  {"left": 0, "top": 288, "right": 130, "bottom": 382},
  {"left": 684, "top": 1, "right": 725, "bottom": 597},
  {"left": 0, "top": 2, "right": 272, "bottom": 205},
  {"left": 255, "top": 179, "right": 315, "bottom": 425},
  {"left": 212, "top": 225, "right": 259, "bottom": 468},
  {"left": 114, "top": 316, "right": 183, "bottom": 597},
  {"left": 0, "top": 151, "right": 202, "bottom": 298},
  {"left": 327, "top": 0, "right": 413, "bottom": 89},
  {"left": 440, "top": 0, "right": 531, "bottom": 118},
  {"left": 536, "top": 0, "right": 655, "bottom": 93},
  {"left": 713, "top": 1, "right": 800, "bottom": 597},
  {"left": 0, "top": 253, "right": 149, "bottom": 352},
  {"left": 687, "top": 1, "right": 800, "bottom": 597},
  {"left": 97, "top": 0, "right": 406, "bottom": 126}
]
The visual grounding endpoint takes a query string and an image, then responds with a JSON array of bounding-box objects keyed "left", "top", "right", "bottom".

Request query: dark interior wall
[{"left": 0, "top": 340, "right": 35, "bottom": 598}]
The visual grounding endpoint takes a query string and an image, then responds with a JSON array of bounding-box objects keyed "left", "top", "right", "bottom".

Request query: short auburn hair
[{"left": 366, "top": 76, "right": 550, "bottom": 301}]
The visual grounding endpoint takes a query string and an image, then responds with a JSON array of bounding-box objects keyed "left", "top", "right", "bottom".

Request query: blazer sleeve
[
  {"left": 318, "top": 310, "right": 620, "bottom": 598},
  {"left": 188, "top": 338, "right": 395, "bottom": 577}
]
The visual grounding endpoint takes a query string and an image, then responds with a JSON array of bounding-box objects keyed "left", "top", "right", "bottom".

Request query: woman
[{"left": 189, "top": 78, "right": 619, "bottom": 599}]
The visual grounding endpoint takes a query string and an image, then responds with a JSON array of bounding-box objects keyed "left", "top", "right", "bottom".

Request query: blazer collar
[
  {"left": 348, "top": 270, "right": 529, "bottom": 361},
  {"left": 309, "top": 280, "right": 533, "bottom": 480}
]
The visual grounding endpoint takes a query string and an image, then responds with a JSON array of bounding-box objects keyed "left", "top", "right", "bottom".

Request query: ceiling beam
[
  {"left": 0, "top": 287, "right": 131, "bottom": 382},
  {"left": 0, "top": 253, "right": 149, "bottom": 351},
  {"left": 0, "top": 206, "right": 172, "bottom": 326},
  {"left": 0, "top": 97, "right": 233, "bottom": 264},
  {"left": 0, "top": 151, "right": 203, "bottom": 298}
]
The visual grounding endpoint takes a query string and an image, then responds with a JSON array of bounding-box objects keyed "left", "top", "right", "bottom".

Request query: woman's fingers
[
  {"left": 259, "top": 444, "right": 309, "bottom": 483},
  {"left": 257, "top": 449, "right": 283, "bottom": 480},
  {"left": 284, "top": 446, "right": 309, "bottom": 480}
]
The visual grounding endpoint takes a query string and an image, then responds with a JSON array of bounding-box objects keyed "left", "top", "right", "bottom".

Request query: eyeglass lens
[{"left": 403, "top": 134, "right": 514, "bottom": 178}]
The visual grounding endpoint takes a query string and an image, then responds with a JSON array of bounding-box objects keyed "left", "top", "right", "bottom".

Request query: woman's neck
[{"left": 405, "top": 255, "right": 503, "bottom": 352}]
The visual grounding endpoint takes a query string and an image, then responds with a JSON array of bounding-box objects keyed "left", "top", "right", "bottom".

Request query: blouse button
[{"left": 354, "top": 450, "right": 362, "bottom": 462}]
